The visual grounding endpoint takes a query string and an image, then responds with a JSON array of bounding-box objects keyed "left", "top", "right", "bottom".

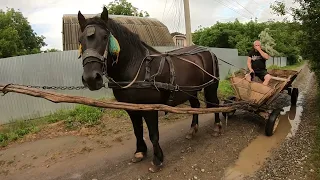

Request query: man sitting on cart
[{"left": 245, "top": 40, "right": 272, "bottom": 86}]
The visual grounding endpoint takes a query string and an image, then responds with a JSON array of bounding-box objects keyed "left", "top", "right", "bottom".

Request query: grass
[
  {"left": 218, "top": 80, "right": 235, "bottom": 99},
  {"left": 268, "top": 60, "right": 305, "bottom": 70},
  {"left": 0, "top": 104, "right": 104, "bottom": 147}
]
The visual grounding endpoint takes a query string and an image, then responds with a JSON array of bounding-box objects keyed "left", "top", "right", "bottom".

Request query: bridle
[{"left": 78, "top": 25, "right": 111, "bottom": 76}]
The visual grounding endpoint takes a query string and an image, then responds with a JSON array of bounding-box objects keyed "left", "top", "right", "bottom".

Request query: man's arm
[
  {"left": 247, "top": 56, "right": 253, "bottom": 72},
  {"left": 257, "top": 49, "right": 269, "bottom": 60}
]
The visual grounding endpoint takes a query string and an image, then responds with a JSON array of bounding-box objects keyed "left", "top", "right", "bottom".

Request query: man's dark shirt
[{"left": 248, "top": 49, "right": 267, "bottom": 72}]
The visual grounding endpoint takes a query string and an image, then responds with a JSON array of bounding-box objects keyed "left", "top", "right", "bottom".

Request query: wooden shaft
[{"left": 0, "top": 84, "right": 243, "bottom": 114}]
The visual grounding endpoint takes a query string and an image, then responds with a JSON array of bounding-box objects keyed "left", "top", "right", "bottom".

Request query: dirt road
[{"left": 0, "top": 63, "right": 317, "bottom": 180}]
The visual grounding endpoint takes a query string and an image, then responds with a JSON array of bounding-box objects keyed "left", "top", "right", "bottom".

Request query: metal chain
[{"left": 5, "top": 83, "right": 88, "bottom": 90}]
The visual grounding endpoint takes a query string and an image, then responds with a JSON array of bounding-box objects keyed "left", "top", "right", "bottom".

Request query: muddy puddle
[{"left": 223, "top": 94, "right": 304, "bottom": 180}]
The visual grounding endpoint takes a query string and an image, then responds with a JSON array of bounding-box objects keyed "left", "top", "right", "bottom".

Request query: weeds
[
  {"left": 0, "top": 104, "right": 104, "bottom": 147},
  {"left": 64, "top": 105, "right": 104, "bottom": 129}
]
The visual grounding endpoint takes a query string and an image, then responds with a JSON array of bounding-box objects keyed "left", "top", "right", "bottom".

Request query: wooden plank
[
  {"left": 271, "top": 76, "right": 289, "bottom": 82},
  {"left": 265, "top": 75, "right": 292, "bottom": 105},
  {"left": 231, "top": 77, "right": 276, "bottom": 104}
]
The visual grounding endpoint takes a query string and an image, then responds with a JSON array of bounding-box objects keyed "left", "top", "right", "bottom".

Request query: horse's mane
[{"left": 85, "top": 16, "right": 160, "bottom": 54}]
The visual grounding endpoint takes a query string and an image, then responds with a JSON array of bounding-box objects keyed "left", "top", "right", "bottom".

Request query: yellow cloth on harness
[{"left": 78, "top": 44, "right": 82, "bottom": 58}]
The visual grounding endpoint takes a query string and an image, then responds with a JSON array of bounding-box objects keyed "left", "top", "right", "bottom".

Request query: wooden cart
[{"left": 222, "top": 69, "right": 300, "bottom": 136}]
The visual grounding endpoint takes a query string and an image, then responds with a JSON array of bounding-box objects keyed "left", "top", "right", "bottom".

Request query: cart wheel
[
  {"left": 265, "top": 109, "right": 281, "bottom": 136},
  {"left": 291, "top": 88, "right": 299, "bottom": 106},
  {"left": 222, "top": 96, "right": 236, "bottom": 118}
]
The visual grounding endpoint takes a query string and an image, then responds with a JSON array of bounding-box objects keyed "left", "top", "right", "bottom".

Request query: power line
[
  {"left": 233, "top": 0, "right": 256, "bottom": 17},
  {"left": 215, "top": 0, "right": 252, "bottom": 20},
  {"left": 162, "top": 0, "right": 168, "bottom": 22}
]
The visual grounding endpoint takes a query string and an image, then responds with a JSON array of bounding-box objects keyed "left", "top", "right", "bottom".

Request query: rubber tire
[
  {"left": 265, "top": 109, "right": 281, "bottom": 136},
  {"left": 291, "top": 88, "right": 299, "bottom": 106},
  {"left": 222, "top": 96, "right": 236, "bottom": 118}
]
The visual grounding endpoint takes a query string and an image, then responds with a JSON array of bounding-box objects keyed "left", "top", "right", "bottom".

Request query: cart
[{"left": 222, "top": 69, "right": 300, "bottom": 136}]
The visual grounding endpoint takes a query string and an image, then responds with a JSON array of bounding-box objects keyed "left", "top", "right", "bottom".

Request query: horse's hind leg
[
  {"left": 204, "top": 82, "right": 222, "bottom": 136},
  {"left": 186, "top": 92, "right": 200, "bottom": 139},
  {"left": 127, "top": 110, "right": 148, "bottom": 163},
  {"left": 143, "top": 111, "right": 164, "bottom": 173}
]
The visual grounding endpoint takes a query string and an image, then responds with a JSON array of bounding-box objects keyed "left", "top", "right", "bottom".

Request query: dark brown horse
[{"left": 78, "top": 7, "right": 222, "bottom": 172}]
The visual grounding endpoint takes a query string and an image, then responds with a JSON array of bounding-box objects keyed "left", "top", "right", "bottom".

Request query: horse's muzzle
[{"left": 82, "top": 70, "right": 104, "bottom": 90}]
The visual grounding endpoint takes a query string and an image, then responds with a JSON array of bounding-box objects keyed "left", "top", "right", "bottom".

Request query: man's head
[{"left": 253, "top": 40, "right": 261, "bottom": 51}]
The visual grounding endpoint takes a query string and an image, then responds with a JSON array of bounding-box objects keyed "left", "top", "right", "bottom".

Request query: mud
[{"left": 223, "top": 94, "right": 304, "bottom": 180}]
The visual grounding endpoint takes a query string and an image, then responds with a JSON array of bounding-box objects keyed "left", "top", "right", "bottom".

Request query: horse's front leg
[
  {"left": 127, "top": 110, "right": 148, "bottom": 163},
  {"left": 143, "top": 111, "right": 164, "bottom": 173}
]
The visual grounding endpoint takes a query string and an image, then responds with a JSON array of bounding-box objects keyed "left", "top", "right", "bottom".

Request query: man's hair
[{"left": 253, "top": 40, "right": 261, "bottom": 45}]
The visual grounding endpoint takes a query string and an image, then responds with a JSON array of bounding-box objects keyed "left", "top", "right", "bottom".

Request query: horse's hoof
[
  {"left": 212, "top": 124, "right": 222, "bottom": 137},
  {"left": 131, "top": 152, "right": 145, "bottom": 163},
  {"left": 148, "top": 162, "right": 163, "bottom": 173},
  {"left": 212, "top": 131, "right": 221, "bottom": 137},
  {"left": 185, "top": 125, "right": 199, "bottom": 139},
  {"left": 185, "top": 133, "right": 193, "bottom": 139}
]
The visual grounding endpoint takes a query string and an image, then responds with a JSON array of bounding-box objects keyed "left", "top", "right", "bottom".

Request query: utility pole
[{"left": 183, "top": 0, "right": 192, "bottom": 46}]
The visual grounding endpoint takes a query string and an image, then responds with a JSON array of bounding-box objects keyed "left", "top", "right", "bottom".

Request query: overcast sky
[{"left": 0, "top": 0, "right": 297, "bottom": 50}]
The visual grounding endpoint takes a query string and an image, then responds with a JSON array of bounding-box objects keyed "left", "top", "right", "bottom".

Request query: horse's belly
[
  {"left": 112, "top": 88, "right": 193, "bottom": 107},
  {"left": 112, "top": 88, "right": 165, "bottom": 104}
]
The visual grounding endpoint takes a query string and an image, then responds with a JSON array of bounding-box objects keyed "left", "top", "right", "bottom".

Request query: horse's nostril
[{"left": 95, "top": 72, "right": 102, "bottom": 81}]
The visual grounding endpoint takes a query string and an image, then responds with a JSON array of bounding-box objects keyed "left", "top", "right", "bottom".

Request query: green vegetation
[
  {"left": 218, "top": 80, "right": 235, "bottom": 99},
  {"left": 64, "top": 105, "right": 104, "bottom": 129},
  {"left": 0, "top": 105, "right": 103, "bottom": 147},
  {"left": 104, "top": 0, "right": 149, "bottom": 17},
  {"left": 0, "top": 8, "right": 46, "bottom": 58},
  {"left": 193, "top": 20, "right": 303, "bottom": 65},
  {"left": 270, "top": 0, "right": 320, "bottom": 85},
  {"left": 105, "top": 109, "right": 128, "bottom": 118},
  {"left": 268, "top": 60, "right": 305, "bottom": 70}
]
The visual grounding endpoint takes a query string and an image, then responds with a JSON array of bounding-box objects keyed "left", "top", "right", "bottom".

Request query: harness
[
  {"left": 107, "top": 46, "right": 220, "bottom": 105},
  {"left": 79, "top": 25, "right": 219, "bottom": 106}
]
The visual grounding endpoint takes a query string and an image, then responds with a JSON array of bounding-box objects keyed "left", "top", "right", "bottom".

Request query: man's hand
[
  {"left": 255, "top": 46, "right": 269, "bottom": 60},
  {"left": 254, "top": 45, "right": 262, "bottom": 52}
]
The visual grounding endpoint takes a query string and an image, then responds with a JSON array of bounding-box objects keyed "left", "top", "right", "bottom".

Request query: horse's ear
[
  {"left": 101, "top": 6, "right": 109, "bottom": 21},
  {"left": 78, "top": 10, "right": 86, "bottom": 32}
]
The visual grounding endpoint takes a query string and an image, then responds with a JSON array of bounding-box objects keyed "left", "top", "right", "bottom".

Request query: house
[{"left": 171, "top": 32, "right": 187, "bottom": 47}]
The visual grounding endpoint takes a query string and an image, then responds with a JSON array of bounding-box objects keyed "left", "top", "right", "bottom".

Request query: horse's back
[{"left": 164, "top": 45, "right": 219, "bottom": 86}]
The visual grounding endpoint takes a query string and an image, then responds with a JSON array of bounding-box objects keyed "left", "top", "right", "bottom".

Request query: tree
[
  {"left": 258, "top": 28, "right": 280, "bottom": 57},
  {"left": 192, "top": 18, "right": 302, "bottom": 64},
  {"left": 105, "top": 0, "right": 150, "bottom": 17},
  {"left": 0, "top": 8, "right": 46, "bottom": 58},
  {"left": 271, "top": 0, "right": 320, "bottom": 80},
  {"left": 42, "top": 48, "right": 60, "bottom": 53}
]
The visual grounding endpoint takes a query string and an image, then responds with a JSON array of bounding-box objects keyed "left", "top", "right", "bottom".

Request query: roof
[{"left": 62, "top": 14, "right": 175, "bottom": 51}]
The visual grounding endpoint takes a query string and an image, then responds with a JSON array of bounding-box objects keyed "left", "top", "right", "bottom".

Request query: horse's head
[{"left": 78, "top": 7, "right": 113, "bottom": 90}]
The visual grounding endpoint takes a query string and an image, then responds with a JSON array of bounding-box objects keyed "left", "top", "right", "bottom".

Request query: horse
[{"left": 78, "top": 7, "right": 222, "bottom": 172}]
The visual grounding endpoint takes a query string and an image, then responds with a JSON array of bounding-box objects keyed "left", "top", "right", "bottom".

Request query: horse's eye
[{"left": 104, "top": 35, "right": 108, "bottom": 40}]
